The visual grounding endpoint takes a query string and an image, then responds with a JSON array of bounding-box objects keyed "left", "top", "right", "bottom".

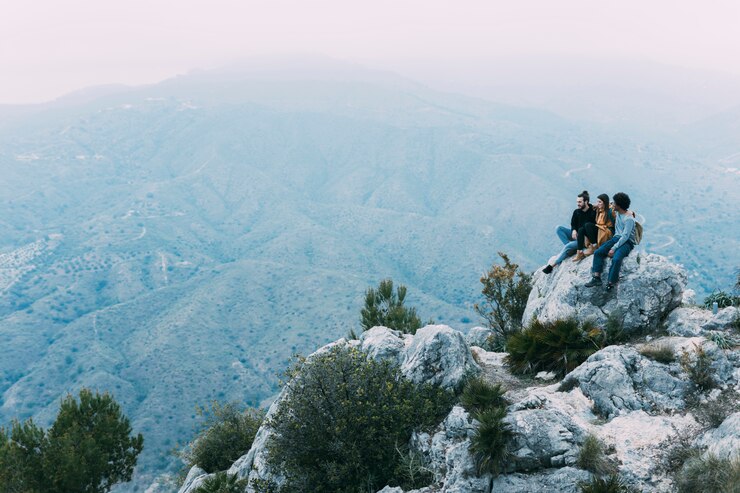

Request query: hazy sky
[{"left": 2, "top": 0, "right": 740, "bottom": 103}]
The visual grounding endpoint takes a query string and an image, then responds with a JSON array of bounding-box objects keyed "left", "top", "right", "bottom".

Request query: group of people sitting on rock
[{"left": 542, "top": 190, "right": 639, "bottom": 292}]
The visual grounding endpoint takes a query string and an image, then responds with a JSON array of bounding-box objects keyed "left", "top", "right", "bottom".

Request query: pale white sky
[{"left": 2, "top": 0, "right": 739, "bottom": 103}]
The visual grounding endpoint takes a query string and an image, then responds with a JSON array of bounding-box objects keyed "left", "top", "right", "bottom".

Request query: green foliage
[
  {"left": 579, "top": 475, "right": 631, "bottom": 493},
  {"left": 676, "top": 453, "right": 740, "bottom": 493},
  {"left": 639, "top": 342, "right": 676, "bottom": 364},
  {"left": 693, "top": 390, "right": 739, "bottom": 429},
  {"left": 193, "top": 472, "right": 248, "bottom": 493},
  {"left": 182, "top": 402, "right": 264, "bottom": 474},
  {"left": 460, "top": 377, "right": 507, "bottom": 416},
  {"left": 474, "top": 252, "right": 532, "bottom": 337},
  {"left": 360, "top": 279, "right": 423, "bottom": 334},
  {"left": 249, "top": 478, "right": 282, "bottom": 493},
  {"left": 680, "top": 343, "right": 716, "bottom": 391},
  {"left": 703, "top": 290, "right": 740, "bottom": 309},
  {"left": 706, "top": 331, "right": 737, "bottom": 350},
  {"left": 578, "top": 434, "right": 618, "bottom": 476},
  {"left": 506, "top": 318, "right": 602, "bottom": 376},
  {"left": 0, "top": 388, "right": 143, "bottom": 493},
  {"left": 469, "top": 406, "right": 512, "bottom": 475},
  {"left": 266, "top": 345, "right": 454, "bottom": 492},
  {"left": 481, "top": 333, "right": 507, "bottom": 352},
  {"left": 393, "top": 445, "right": 435, "bottom": 490}
]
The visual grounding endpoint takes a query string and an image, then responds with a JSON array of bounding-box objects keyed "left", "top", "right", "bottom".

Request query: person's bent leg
[
  {"left": 556, "top": 225, "right": 572, "bottom": 245},
  {"left": 591, "top": 238, "right": 618, "bottom": 277},
  {"left": 584, "top": 223, "right": 598, "bottom": 246},
  {"left": 607, "top": 242, "right": 634, "bottom": 285}
]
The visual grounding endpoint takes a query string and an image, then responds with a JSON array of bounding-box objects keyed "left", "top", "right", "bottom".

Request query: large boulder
[
  {"left": 665, "top": 306, "right": 739, "bottom": 337},
  {"left": 177, "top": 466, "right": 210, "bottom": 493},
  {"left": 490, "top": 467, "right": 591, "bottom": 493},
  {"left": 466, "top": 326, "right": 494, "bottom": 347},
  {"left": 401, "top": 325, "right": 480, "bottom": 390},
  {"left": 559, "top": 345, "right": 688, "bottom": 418},
  {"left": 523, "top": 253, "right": 686, "bottom": 332}
]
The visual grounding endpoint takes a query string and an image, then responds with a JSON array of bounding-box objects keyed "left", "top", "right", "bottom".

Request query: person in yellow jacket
[{"left": 572, "top": 193, "right": 614, "bottom": 262}]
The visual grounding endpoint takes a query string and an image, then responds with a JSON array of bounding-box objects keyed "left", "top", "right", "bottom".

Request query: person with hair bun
[
  {"left": 542, "top": 190, "right": 595, "bottom": 274},
  {"left": 572, "top": 193, "right": 614, "bottom": 262}
]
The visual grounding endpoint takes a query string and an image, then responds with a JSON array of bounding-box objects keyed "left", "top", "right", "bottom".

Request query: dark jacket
[{"left": 570, "top": 206, "right": 596, "bottom": 232}]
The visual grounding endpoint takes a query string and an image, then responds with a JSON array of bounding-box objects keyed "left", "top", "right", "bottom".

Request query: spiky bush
[
  {"left": 506, "top": 318, "right": 601, "bottom": 376},
  {"left": 361, "top": 279, "right": 423, "bottom": 334},
  {"left": 469, "top": 406, "right": 512, "bottom": 475},
  {"left": 706, "top": 331, "right": 737, "bottom": 350},
  {"left": 639, "top": 342, "right": 676, "bottom": 364},
  {"left": 474, "top": 252, "right": 532, "bottom": 337},
  {"left": 193, "top": 472, "right": 248, "bottom": 493},
  {"left": 266, "top": 345, "right": 454, "bottom": 492},
  {"left": 579, "top": 475, "right": 631, "bottom": 493},
  {"left": 182, "top": 402, "right": 264, "bottom": 474},
  {"left": 703, "top": 290, "right": 739, "bottom": 310},
  {"left": 680, "top": 343, "right": 716, "bottom": 391},
  {"left": 675, "top": 453, "right": 740, "bottom": 493},
  {"left": 578, "top": 434, "right": 618, "bottom": 476},
  {"left": 460, "top": 377, "right": 507, "bottom": 415}
]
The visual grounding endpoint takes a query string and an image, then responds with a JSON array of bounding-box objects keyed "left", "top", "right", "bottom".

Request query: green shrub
[
  {"left": 703, "top": 291, "right": 740, "bottom": 310},
  {"left": 676, "top": 453, "right": 740, "bottom": 493},
  {"left": 680, "top": 343, "right": 716, "bottom": 391},
  {"left": 460, "top": 377, "right": 507, "bottom": 416},
  {"left": 470, "top": 406, "right": 512, "bottom": 475},
  {"left": 693, "top": 390, "right": 739, "bottom": 429},
  {"left": 639, "top": 342, "right": 676, "bottom": 364},
  {"left": 482, "top": 333, "right": 507, "bottom": 352},
  {"left": 393, "top": 445, "right": 435, "bottom": 490},
  {"left": 474, "top": 252, "right": 532, "bottom": 337},
  {"left": 361, "top": 279, "right": 423, "bottom": 334},
  {"left": 266, "top": 345, "right": 454, "bottom": 492},
  {"left": 579, "top": 475, "right": 631, "bottom": 493},
  {"left": 706, "top": 331, "right": 737, "bottom": 350},
  {"left": 506, "top": 318, "right": 601, "bottom": 376},
  {"left": 578, "top": 434, "right": 618, "bottom": 476},
  {"left": 193, "top": 472, "right": 248, "bottom": 493},
  {"left": 182, "top": 402, "right": 264, "bottom": 474},
  {"left": 0, "top": 389, "right": 143, "bottom": 493}
]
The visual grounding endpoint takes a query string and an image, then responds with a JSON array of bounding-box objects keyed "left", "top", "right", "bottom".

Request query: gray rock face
[
  {"left": 177, "top": 466, "right": 209, "bottom": 493},
  {"left": 490, "top": 467, "right": 591, "bottom": 493},
  {"left": 560, "top": 345, "right": 688, "bottom": 418},
  {"left": 401, "top": 325, "right": 480, "bottom": 390},
  {"left": 412, "top": 406, "right": 492, "bottom": 493},
  {"left": 666, "top": 306, "right": 740, "bottom": 337},
  {"left": 504, "top": 408, "right": 585, "bottom": 471},
  {"left": 523, "top": 253, "right": 686, "bottom": 332},
  {"left": 696, "top": 412, "right": 740, "bottom": 460},
  {"left": 466, "top": 326, "right": 493, "bottom": 347},
  {"left": 361, "top": 326, "right": 411, "bottom": 365}
]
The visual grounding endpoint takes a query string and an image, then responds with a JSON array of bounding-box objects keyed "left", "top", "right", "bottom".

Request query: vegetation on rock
[
  {"left": 193, "top": 472, "right": 248, "bottom": 493},
  {"left": 577, "top": 434, "right": 618, "bottom": 476},
  {"left": 265, "top": 345, "right": 454, "bottom": 492},
  {"left": 676, "top": 453, "right": 740, "bottom": 493},
  {"left": 474, "top": 252, "right": 532, "bottom": 337},
  {"left": 639, "top": 342, "right": 676, "bottom": 364},
  {"left": 180, "top": 401, "right": 264, "bottom": 474},
  {"left": 360, "top": 278, "right": 424, "bottom": 334}
]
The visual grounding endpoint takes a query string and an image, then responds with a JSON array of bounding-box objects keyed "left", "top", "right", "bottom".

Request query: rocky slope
[{"left": 177, "top": 254, "right": 739, "bottom": 493}]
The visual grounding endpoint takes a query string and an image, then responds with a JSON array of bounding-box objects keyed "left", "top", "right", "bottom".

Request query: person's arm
[
  {"left": 571, "top": 210, "right": 578, "bottom": 239},
  {"left": 611, "top": 216, "right": 635, "bottom": 251}
]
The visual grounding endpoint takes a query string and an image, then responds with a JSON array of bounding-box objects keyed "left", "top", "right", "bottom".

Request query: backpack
[{"left": 633, "top": 217, "right": 643, "bottom": 245}]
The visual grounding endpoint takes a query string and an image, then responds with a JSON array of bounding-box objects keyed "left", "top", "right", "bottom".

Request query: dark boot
[
  {"left": 542, "top": 264, "right": 554, "bottom": 274},
  {"left": 585, "top": 276, "right": 602, "bottom": 287}
]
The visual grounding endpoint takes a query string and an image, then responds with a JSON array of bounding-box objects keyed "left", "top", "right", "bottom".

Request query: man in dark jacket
[{"left": 543, "top": 191, "right": 595, "bottom": 274}]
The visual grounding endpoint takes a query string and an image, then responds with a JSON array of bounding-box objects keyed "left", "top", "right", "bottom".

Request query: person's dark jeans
[
  {"left": 591, "top": 236, "right": 634, "bottom": 284},
  {"left": 577, "top": 223, "right": 598, "bottom": 250}
]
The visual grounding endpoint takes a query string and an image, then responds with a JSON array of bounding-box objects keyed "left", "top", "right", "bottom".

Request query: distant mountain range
[{"left": 0, "top": 60, "right": 738, "bottom": 489}]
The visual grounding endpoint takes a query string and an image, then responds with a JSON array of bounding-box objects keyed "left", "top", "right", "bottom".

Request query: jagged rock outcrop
[
  {"left": 696, "top": 412, "right": 740, "bottom": 459},
  {"left": 559, "top": 345, "right": 688, "bottom": 417},
  {"left": 489, "top": 467, "right": 591, "bottom": 492},
  {"left": 665, "top": 306, "right": 739, "bottom": 336},
  {"left": 523, "top": 253, "right": 686, "bottom": 332},
  {"left": 178, "top": 466, "right": 209, "bottom": 493}
]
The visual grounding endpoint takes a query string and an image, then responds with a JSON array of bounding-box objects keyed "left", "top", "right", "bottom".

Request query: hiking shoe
[
  {"left": 542, "top": 264, "right": 554, "bottom": 274},
  {"left": 584, "top": 276, "right": 602, "bottom": 287},
  {"left": 605, "top": 282, "right": 616, "bottom": 292},
  {"left": 572, "top": 251, "right": 586, "bottom": 262}
]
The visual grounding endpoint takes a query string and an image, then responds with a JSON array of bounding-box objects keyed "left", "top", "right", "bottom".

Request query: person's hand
[
  {"left": 608, "top": 250, "right": 615, "bottom": 258},
  {"left": 572, "top": 230, "right": 577, "bottom": 240}
]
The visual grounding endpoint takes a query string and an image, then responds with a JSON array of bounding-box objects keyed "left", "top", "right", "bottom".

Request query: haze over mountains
[{"left": 1, "top": 58, "right": 738, "bottom": 489}]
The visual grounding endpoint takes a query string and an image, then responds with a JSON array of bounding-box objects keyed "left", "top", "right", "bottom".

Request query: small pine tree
[
  {"left": 360, "top": 279, "right": 423, "bottom": 334},
  {"left": 474, "top": 252, "right": 532, "bottom": 337},
  {"left": 0, "top": 388, "right": 143, "bottom": 493}
]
